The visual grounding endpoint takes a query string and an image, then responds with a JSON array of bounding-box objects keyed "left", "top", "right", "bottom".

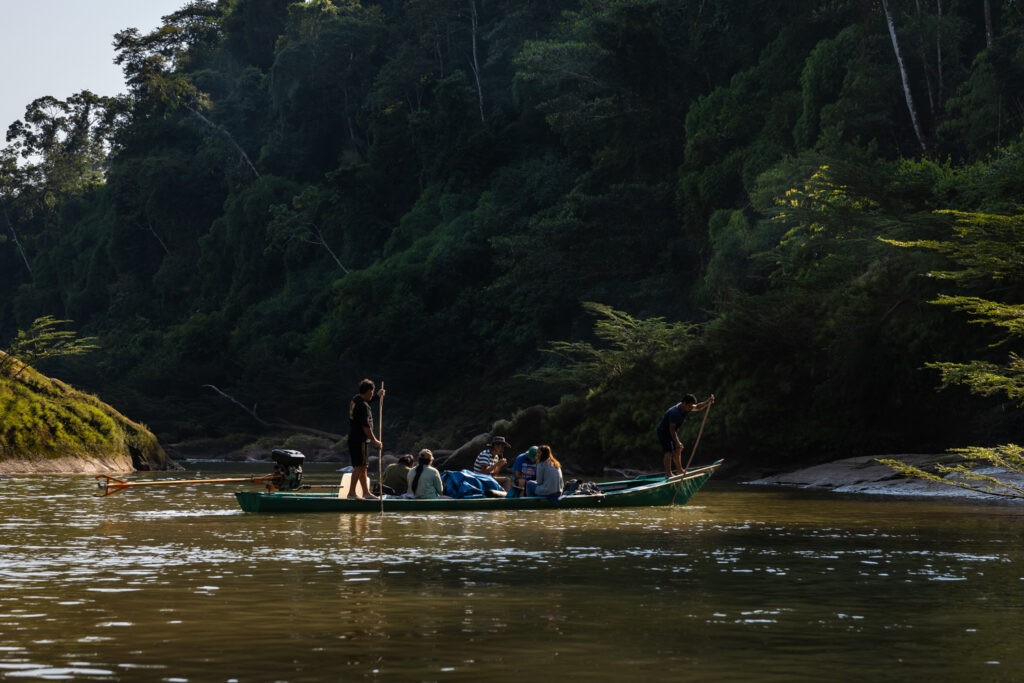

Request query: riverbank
[
  {"left": 0, "top": 352, "right": 175, "bottom": 475},
  {"left": 744, "top": 453, "right": 1024, "bottom": 502}
]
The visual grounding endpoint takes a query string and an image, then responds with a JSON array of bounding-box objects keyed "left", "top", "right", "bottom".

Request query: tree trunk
[
  {"left": 469, "top": 0, "right": 485, "bottom": 123},
  {"left": 983, "top": 0, "right": 993, "bottom": 49},
  {"left": 187, "top": 105, "right": 261, "bottom": 179},
  {"left": 146, "top": 220, "right": 170, "bottom": 255},
  {"left": 914, "top": 0, "right": 936, "bottom": 118},
  {"left": 936, "top": 0, "right": 943, "bottom": 107},
  {"left": 307, "top": 226, "right": 349, "bottom": 274},
  {"left": 882, "top": 0, "right": 929, "bottom": 153},
  {"left": 1, "top": 197, "right": 32, "bottom": 279}
]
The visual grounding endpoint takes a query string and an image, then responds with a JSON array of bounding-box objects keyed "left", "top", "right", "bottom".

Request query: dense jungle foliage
[{"left": 2, "top": 0, "right": 1023, "bottom": 472}]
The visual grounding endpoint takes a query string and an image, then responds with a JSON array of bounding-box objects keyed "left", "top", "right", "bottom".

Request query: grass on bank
[{"left": 0, "top": 350, "right": 166, "bottom": 467}]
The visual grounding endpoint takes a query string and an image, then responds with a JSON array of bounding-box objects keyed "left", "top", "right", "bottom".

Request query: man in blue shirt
[
  {"left": 510, "top": 445, "right": 539, "bottom": 497},
  {"left": 657, "top": 393, "right": 714, "bottom": 477}
]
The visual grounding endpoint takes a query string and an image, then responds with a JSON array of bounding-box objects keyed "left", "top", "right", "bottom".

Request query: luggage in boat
[{"left": 441, "top": 469, "right": 506, "bottom": 499}]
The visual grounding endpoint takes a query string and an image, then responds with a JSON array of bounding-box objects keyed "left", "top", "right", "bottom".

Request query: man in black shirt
[{"left": 348, "top": 378, "right": 385, "bottom": 499}]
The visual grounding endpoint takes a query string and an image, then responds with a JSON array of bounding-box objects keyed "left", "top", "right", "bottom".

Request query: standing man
[
  {"left": 474, "top": 435, "right": 511, "bottom": 490},
  {"left": 348, "top": 378, "right": 385, "bottom": 500},
  {"left": 658, "top": 393, "right": 714, "bottom": 477}
]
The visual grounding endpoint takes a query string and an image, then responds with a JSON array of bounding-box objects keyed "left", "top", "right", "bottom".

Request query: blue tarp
[{"left": 442, "top": 470, "right": 503, "bottom": 499}]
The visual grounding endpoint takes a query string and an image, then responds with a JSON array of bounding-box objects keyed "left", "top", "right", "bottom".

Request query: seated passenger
[
  {"left": 510, "top": 445, "right": 539, "bottom": 497},
  {"left": 407, "top": 449, "right": 445, "bottom": 499},
  {"left": 381, "top": 454, "right": 414, "bottom": 495},
  {"left": 527, "top": 445, "right": 563, "bottom": 498},
  {"left": 473, "top": 435, "right": 511, "bottom": 491}
]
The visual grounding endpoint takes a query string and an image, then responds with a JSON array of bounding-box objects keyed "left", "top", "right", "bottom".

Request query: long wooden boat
[{"left": 234, "top": 460, "right": 722, "bottom": 513}]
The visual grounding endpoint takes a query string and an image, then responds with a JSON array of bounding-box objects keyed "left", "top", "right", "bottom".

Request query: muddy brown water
[{"left": 2, "top": 464, "right": 1023, "bottom": 681}]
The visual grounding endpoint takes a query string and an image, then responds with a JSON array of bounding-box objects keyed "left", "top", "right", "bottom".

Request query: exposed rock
[
  {"left": 445, "top": 405, "right": 555, "bottom": 471},
  {"left": 745, "top": 454, "right": 1024, "bottom": 501},
  {"left": 447, "top": 433, "right": 491, "bottom": 470},
  {"left": 0, "top": 354, "right": 176, "bottom": 474}
]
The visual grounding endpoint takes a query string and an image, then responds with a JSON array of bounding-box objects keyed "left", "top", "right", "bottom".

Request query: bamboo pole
[{"left": 683, "top": 401, "right": 712, "bottom": 474}]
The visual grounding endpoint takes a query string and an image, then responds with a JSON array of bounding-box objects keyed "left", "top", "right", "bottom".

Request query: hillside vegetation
[
  {"left": 2, "top": 0, "right": 1023, "bottom": 472},
  {"left": 0, "top": 351, "right": 170, "bottom": 473}
]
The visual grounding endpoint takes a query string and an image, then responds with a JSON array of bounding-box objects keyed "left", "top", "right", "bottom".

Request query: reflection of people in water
[{"left": 340, "top": 511, "right": 370, "bottom": 539}]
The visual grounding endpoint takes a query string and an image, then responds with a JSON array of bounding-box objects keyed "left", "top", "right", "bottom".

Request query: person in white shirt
[
  {"left": 473, "top": 435, "right": 511, "bottom": 490},
  {"left": 407, "top": 449, "right": 445, "bottom": 498}
]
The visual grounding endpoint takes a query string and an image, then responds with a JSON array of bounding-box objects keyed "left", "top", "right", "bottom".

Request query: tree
[
  {"left": 0, "top": 316, "right": 99, "bottom": 379},
  {"left": 5, "top": 91, "right": 123, "bottom": 198},
  {"left": 0, "top": 151, "right": 31, "bottom": 279},
  {"left": 113, "top": 2, "right": 261, "bottom": 179},
  {"left": 529, "top": 301, "right": 701, "bottom": 390},
  {"left": 267, "top": 187, "right": 350, "bottom": 274},
  {"left": 882, "top": 210, "right": 1024, "bottom": 497},
  {"left": 881, "top": 0, "right": 929, "bottom": 152}
]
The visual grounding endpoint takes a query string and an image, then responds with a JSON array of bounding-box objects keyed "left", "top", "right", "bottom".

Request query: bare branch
[{"left": 202, "top": 384, "right": 343, "bottom": 440}]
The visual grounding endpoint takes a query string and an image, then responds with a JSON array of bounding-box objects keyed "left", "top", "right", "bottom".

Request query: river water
[{"left": 1, "top": 464, "right": 1023, "bottom": 681}]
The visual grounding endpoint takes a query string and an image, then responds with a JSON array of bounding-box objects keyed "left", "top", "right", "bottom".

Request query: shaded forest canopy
[{"left": 2, "top": 0, "right": 1023, "bottom": 472}]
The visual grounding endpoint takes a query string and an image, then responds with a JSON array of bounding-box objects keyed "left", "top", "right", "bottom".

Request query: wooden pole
[
  {"left": 683, "top": 402, "right": 712, "bottom": 474},
  {"left": 378, "top": 380, "right": 385, "bottom": 514},
  {"left": 94, "top": 474, "right": 277, "bottom": 497}
]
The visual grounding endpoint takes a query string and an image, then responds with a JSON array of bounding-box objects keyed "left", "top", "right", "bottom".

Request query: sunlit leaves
[
  {"left": 879, "top": 443, "right": 1024, "bottom": 499},
  {"left": 531, "top": 302, "right": 700, "bottom": 390},
  {"left": 0, "top": 316, "right": 99, "bottom": 379},
  {"left": 883, "top": 210, "right": 1024, "bottom": 282}
]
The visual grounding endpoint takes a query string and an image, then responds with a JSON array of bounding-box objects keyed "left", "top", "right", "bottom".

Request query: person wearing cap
[
  {"left": 658, "top": 393, "right": 714, "bottom": 477},
  {"left": 474, "top": 436, "right": 511, "bottom": 490},
  {"left": 510, "top": 445, "right": 539, "bottom": 497}
]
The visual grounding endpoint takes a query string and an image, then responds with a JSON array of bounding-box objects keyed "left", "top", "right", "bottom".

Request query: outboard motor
[{"left": 270, "top": 449, "right": 305, "bottom": 491}]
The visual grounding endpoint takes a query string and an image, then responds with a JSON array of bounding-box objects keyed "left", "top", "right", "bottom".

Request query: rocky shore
[{"left": 744, "top": 453, "right": 1024, "bottom": 502}]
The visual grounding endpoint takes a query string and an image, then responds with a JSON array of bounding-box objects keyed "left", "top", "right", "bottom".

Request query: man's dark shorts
[
  {"left": 657, "top": 429, "right": 674, "bottom": 454},
  {"left": 349, "top": 440, "right": 368, "bottom": 467}
]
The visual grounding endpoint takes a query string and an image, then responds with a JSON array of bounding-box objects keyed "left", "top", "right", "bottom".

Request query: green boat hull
[{"left": 234, "top": 461, "right": 721, "bottom": 513}]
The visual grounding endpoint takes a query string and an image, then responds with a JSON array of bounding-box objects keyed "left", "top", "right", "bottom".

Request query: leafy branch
[
  {"left": 0, "top": 316, "right": 99, "bottom": 378},
  {"left": 882, "top": 210, "right": 1024, "bottom": 496},
  {"left": 527, "top": 301, "right": 700, "bottom": 389},
  {"left": 878, "top": 444, "right": 1024, "bottom": 499}
]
